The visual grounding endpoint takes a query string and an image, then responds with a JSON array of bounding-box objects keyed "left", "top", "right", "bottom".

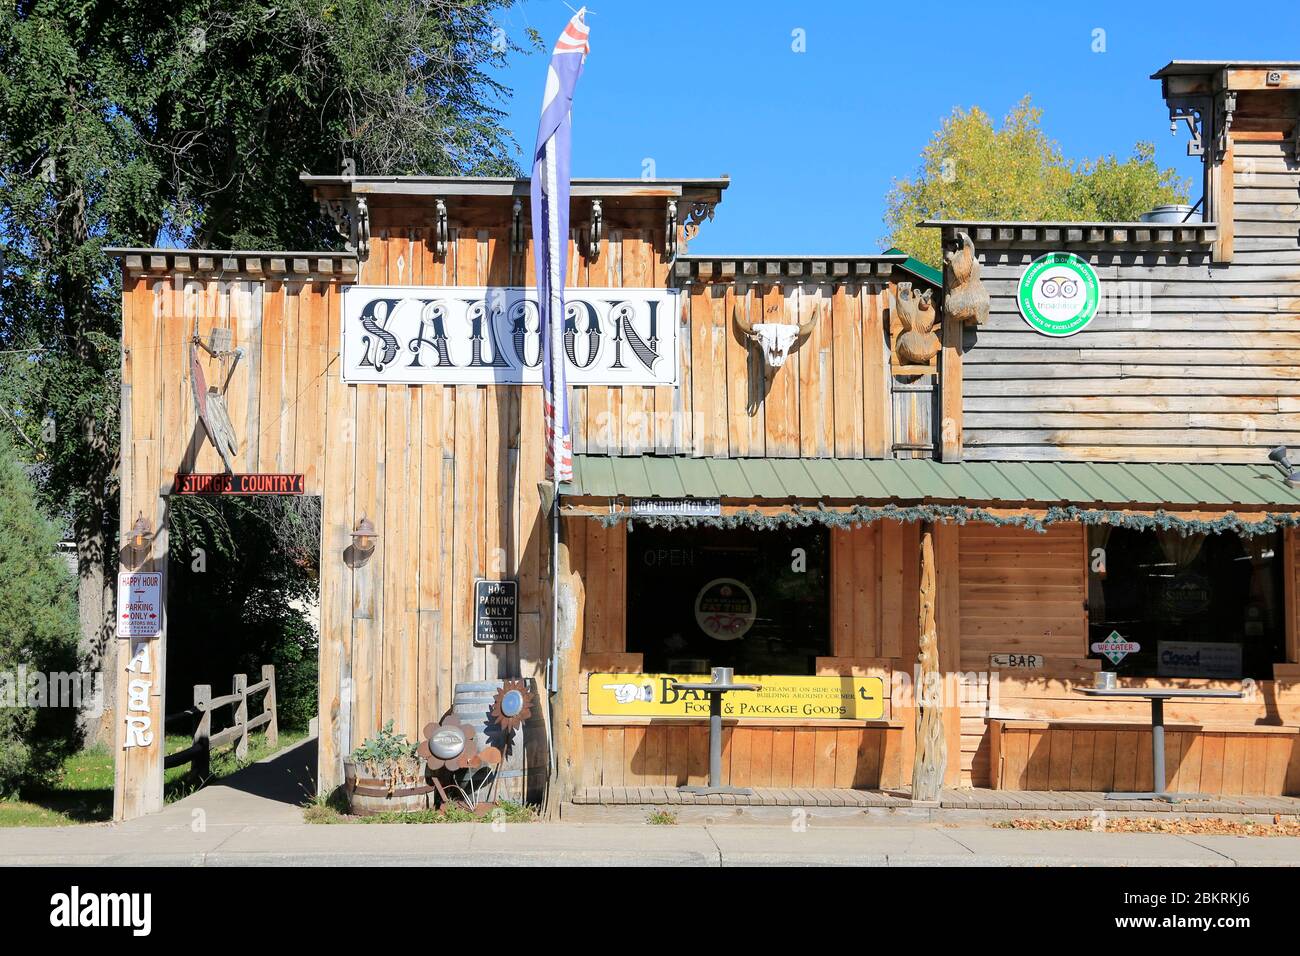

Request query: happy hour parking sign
[
  {"left": 1017, "top": 252, "right": 1101, "bottom": 336},
  {"left": 116, "top": 572, "right": 162, "bottom": 638}
]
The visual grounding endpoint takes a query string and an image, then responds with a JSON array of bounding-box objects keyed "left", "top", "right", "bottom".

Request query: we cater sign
[{"left": 341, "top": 285, "right": 679, "bottom": 385}]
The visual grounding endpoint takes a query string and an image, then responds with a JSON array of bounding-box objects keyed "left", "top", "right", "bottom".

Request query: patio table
[
  {"left": 1075, "top": 686, "right": 1244, "bottom": 801},
  {"left": 669, "top": 669, "right": 761, "bottom": 795}
]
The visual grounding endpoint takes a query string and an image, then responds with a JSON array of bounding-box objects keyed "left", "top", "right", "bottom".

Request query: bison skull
[
  {"left": 734, "top": 303, "right": 818, "bottom": 374},
  {"left": 750, "top": 323, "right": 800, "bottom": 368}
]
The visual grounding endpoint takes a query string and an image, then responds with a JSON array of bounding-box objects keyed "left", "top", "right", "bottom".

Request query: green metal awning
[{"left": 560, "top": 456, "right": 1300, "bottom": 511}]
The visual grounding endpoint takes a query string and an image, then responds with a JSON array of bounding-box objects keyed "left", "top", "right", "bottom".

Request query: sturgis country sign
[{"left": 340, "top": 285, "right": 679, "bottom": 386}]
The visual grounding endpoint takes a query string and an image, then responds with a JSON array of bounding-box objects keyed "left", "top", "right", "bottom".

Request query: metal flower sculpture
[
  {"left": 419, "top": 715, "right": 500, "bottom": 773},
  {"left": 490, "top": 679, "right": 534, "bottom": 736}
]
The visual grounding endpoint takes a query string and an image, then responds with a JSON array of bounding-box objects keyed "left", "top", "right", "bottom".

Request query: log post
[
  {"left": 193, "top": 684, "right": 211, "bottom": 780},
  {"left": 233, "top": 673, "right": 249, "bottom": 761},
  {"left": 912, "top": 522, "right": 946, "bottom": 801},
  {"left": 544, "top": 514, "right": 585, "bottom": 820},
  {"left": 262, "top": 664, "right": 278, "bottom": 750}
]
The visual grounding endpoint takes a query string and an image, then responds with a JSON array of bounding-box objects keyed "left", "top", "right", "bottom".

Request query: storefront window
[
  {"left": 626, "top": 525, "right": 830, "bottom": 675},
  {"left": 1086, "top": 527, "right": 1284, "bottom": 680}
]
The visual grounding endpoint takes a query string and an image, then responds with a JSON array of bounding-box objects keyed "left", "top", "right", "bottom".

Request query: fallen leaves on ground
[{"left": 993, "top": 815, "right": 1300, "bottom": 837}]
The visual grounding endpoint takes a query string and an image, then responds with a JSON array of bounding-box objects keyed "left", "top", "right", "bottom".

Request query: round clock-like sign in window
[{"left": 694, "top": 578, "right": 757, "bottom": 641}]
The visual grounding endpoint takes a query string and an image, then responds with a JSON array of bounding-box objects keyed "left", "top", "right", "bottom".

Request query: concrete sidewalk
[
  {"left": 2, "top": 821, "right": 1298, "bottom": 866},
  {"left": 124, "top": 735, "right": 318, "bottom": 829}
]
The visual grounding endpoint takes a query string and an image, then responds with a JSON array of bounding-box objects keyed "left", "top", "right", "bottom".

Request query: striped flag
[{"left": 531, "top": 7, "right": 590, "bottom": 485}]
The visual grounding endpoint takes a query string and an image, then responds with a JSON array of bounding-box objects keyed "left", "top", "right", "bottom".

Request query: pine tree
[{"left": 0, "top": 434, "right": 79, "bottom": 795}]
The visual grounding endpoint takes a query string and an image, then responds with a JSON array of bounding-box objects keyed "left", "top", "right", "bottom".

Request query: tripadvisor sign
[{"left": 1016, "top": 252, "right": 1100, "bottom": 336}]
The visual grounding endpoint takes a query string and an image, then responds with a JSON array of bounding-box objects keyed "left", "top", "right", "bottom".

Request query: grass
[
  {"left": 0, "top": 727, "right": 309, "bottom": 827},
  {"left": 646, "top": 809, "right": 678, "bottom": 826},
  {"left": 304, "top": 795, "right": 537, "bottom": 825}
]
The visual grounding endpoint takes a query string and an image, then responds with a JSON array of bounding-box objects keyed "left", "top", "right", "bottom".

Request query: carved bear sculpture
[
  {"left": 943, "top": 231, "right": 989, "bottom": 326},
  {"left": 894, "top": 282, "right": 940, "bottom": 365}
]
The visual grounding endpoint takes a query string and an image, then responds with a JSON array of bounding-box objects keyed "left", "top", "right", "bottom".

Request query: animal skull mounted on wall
[{"left": 733, "top": 299, "right": 818, "bottom": 375}]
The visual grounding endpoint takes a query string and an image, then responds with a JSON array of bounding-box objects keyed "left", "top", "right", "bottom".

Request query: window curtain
[
  {"left": 1156, "top": 530, "right": 1205, "bottom": 568},
  {"left": 1088, "top": 525, "right": 1114, "bottom": 624}
]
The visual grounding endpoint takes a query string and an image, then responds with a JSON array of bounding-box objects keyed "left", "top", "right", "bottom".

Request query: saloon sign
[{"left": 340, "top": 285, "right": 679, "bottom": 385}]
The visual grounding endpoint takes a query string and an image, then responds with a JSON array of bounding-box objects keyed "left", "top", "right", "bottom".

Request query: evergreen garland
[{"left": 589, "top": 502, "right": 1300, "bottom": 538}]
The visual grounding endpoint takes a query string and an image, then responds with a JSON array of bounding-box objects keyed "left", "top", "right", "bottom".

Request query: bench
[{"left": 988, "top": 718, "right": 1300, "bottom": 796}]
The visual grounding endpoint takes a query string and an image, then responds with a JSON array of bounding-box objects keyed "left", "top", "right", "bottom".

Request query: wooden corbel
[
  {"left": 665, "top": 199, "right": 679, "bottom": 259},
  {"left": 434, "top": 198, "right": 449, "bottom": 259},
  {"left": 511, "top": 198, "right": 526, "bottom": 255},
  {"left": 588, "top": 199, "right": 602, "bottom": 259},
  {"left": 320, "top": 196, "right": 370, "bottom": 260}
]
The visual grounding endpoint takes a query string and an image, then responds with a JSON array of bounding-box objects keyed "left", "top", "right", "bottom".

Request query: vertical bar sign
[{"left": 474, "top": 579, "right": 519, "bottom": 645}]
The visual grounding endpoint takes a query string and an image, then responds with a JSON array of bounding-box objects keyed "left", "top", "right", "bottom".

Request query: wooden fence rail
[{"left": 163, "top": 665, "right": 278, "bottom": 776}]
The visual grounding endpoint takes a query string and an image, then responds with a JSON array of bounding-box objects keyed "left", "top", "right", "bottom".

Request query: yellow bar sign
[{"left": 587, "top": 673, "right": 885, "bottom": 721}]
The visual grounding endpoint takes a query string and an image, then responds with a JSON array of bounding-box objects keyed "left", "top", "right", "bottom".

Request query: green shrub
[{"left": 0, "top": 436, "right": 80, "bottom": 795}]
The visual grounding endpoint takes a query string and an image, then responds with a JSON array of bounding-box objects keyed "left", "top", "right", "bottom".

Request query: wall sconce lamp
[
  {"left": 1268, "top": 446, "right": 1300, "bottom": 487},
  {"left": 351, "top": 516, "right": 379, "bottom": 555},
  {"left": 129, "top": 512, "right": 154, "bottom": 555}
]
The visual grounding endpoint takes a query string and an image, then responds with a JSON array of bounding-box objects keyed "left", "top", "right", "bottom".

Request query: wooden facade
[
  {"left": 941, "top": 73, "right": 1300, "bottom": 464},
  {"left": 110, "top": 59, "right": 1300, "bottom": 819}
]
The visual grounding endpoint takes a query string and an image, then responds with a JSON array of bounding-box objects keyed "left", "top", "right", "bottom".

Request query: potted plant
[{"left": 342, "top": 721, "right": 435, "bottom": 815}]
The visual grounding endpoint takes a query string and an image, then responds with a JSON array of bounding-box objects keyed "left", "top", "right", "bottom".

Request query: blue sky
[{"left": 488, "top": 1, "right": 1300, "bottom": 255}]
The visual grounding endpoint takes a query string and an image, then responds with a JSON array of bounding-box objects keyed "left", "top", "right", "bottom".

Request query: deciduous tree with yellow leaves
[{"left": 885, "top": 97, "right": 1190, "bottom": 267}]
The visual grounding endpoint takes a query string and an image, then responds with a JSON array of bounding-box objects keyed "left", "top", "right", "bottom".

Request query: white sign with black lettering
[
  {"left": 341, "top": 285, "right": 679, "bottom": 385},
  {"left": 628, "top": 498, "right": 722, "bottom": 517},
  {"left": 473, "top": 579, "right": 518, "bottom": 646},
  {"left": 116, "top": 572, "right": 162, "bottom": 638}
]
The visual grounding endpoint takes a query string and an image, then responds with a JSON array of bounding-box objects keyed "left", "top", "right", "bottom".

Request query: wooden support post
[
  {"left": 1285, "top": 527, "right": 1298, "bottom": 664},
  {"left": 193, "top": 684, "right": 211, "bottom": 780},
  {"left": 935, "top": 522, "right": 963, "bottom": 787},
  {"left": 262, "top": 664, "right": 279, "bottom": 750},
  {"left": 912, "top": 522, "right": 946, "bottom": 801},
  {"left": 544, "top": 513, "right": 585, "bottom": 819},
  {"left": 112, "top": 276, "right": 169, "bottom": 822},
  {"left": 1212, "top": 139, "right": 1235, "bottom": 263},
  {"left": 233, "top": 674, "right": 249, "bottom": 761},
  {"left": 939, "top": 315, "right": 963, "bottom": 462}
]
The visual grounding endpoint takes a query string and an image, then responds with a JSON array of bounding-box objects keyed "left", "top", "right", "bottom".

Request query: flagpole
[
  {"left": 534, "top": 4, "right": 588, "bottom": 820},
  {"left": 543, "top": 132, "right": 573, "bottom": 818}
]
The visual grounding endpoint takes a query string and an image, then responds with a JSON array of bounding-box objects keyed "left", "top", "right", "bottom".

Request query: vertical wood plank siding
[
  {"left": 961, "top": 143, "right": 1300, "bottom": 463},
  {"left": 959, "top": 525, "right": 1300, "bottom": 793},
  {"left": 118, "top": 211, "right": 908, "bottom": 795}
]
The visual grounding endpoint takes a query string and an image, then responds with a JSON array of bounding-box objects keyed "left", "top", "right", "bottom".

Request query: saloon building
[{"left": 110, "top": 59, "right": 1300, "bottom": 819}]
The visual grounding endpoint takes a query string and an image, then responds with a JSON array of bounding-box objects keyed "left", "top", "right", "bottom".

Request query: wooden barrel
[
  {"left": 451, "top": 679, "right": 547, "bottom": 805},
  {"left": 342, "top": 761, "right": 435, "bottom": 816}
]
